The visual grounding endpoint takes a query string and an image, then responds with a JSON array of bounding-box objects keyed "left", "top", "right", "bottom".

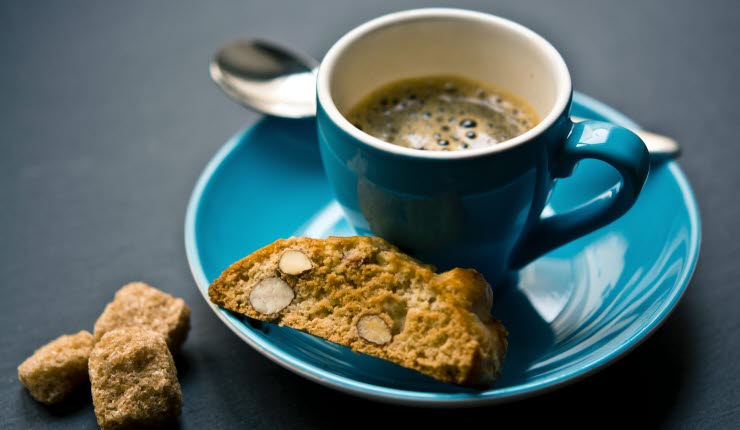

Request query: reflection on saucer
[
  {"left": 519, "top": 233, "right": 627, "bottom": 324},
  {"left": 295, "top": 201, "right": 350, "bottom": 238}
]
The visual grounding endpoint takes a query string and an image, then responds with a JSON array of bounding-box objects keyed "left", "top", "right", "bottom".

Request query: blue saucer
[{"left": 185, "top": 92, "right": 700, "bottom": 406}]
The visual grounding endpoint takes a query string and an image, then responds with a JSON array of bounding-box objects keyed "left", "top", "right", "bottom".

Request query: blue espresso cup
[{"left": 316, "top": 9, "right": 649, "bottom": 284}]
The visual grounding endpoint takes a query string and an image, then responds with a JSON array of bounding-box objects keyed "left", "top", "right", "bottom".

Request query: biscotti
[
  {"left": 17, "top": 330, "right": 94, "bottom": 404},
  {"left": 209, "top": 236, "right": 507, "bottom": 387},
  {"left": 89, "top": 327, "right": 182, "bottom": 429},
  {"left": 94, "top": 282, "right": 190, "bottom": 353}
]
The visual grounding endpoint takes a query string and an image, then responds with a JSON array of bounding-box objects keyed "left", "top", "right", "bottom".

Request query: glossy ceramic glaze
[
  {"left": 316, "top": 9, "right": 650, "bottom": 282},
  {"left": 185, "top": 93, "right": 700, "bottom": 406}
]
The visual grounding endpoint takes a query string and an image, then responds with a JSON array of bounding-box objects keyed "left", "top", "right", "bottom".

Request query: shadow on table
[
  {"left": 18, "top": 384, "right": 185, "bottom": 429},
  {"left": 20, "top": 384, "right": 92, "bottom": 417},
  {"left": 18, "top": 382, "right": 94, "bottom": 427}
]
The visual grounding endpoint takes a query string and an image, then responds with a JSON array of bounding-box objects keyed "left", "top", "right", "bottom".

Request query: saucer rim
[{"left": 184, "top": 92, "right": 701, "bottom": 407}]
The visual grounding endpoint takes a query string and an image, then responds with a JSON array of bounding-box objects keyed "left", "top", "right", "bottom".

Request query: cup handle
[{"left": 509, "top": 120, "right": 650, "bottom": 269}]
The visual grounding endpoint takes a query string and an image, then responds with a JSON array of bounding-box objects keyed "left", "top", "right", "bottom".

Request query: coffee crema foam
[{"left": 346, "top": 75, "right": 539, "bottom": 151}]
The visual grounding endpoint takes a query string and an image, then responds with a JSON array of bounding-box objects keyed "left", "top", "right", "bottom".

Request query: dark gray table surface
[{"left": 2, "top": 0, "right": 739, "bottom": 428}]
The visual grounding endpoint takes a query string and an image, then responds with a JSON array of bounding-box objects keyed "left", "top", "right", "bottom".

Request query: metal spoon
[
  {"left": 210, "top": 39, "right": 318, "bottom": 118},
  {"left": 211, "top": 39, "right": 680, "bottom": 161}
]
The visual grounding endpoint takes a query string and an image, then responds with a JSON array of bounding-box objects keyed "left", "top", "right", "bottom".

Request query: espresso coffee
[{"left": 346, "top": 75, "right": 539, "bottom": 151}]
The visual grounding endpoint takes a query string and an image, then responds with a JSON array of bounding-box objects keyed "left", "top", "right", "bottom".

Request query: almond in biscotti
[
  {"left": 278, "top": 250, "right": 313, "bottom": 275},
  {"left": 249, "top": 277, "right": 295, "bottom": 314},
  {"left": 356, "top": 315, "right": 392, "bottom": 345},
  {"left": 208, "top": 236, "right": 508, "bottom": 387}
]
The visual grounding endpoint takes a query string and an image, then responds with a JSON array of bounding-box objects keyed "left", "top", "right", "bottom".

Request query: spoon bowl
[{"left": 210, "top": 39, "right": 317, "bottom": 118}]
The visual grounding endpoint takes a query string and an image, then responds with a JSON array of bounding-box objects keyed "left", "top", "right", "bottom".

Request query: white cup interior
[{"left": 318, "top": 9, "right": 572, "bottom": 157}]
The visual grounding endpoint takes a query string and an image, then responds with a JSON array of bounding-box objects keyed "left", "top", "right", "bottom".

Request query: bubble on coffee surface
[{"left": 346, "top": 75, "right": 539, "bottom": 151}]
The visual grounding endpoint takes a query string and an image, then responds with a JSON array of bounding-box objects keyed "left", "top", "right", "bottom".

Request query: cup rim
[{"left": 317, "top": 8, "right": 572, "bottom": 159}]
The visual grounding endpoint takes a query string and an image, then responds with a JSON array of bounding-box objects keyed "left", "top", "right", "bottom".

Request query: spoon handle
[{"left": 571, "top": 116, "right": 680, "bottom": 163}]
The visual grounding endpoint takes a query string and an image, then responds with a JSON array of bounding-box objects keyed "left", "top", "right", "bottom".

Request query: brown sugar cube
[
  {"left": 17, "top": 330, "right": 94, "bottom": 404},
  {"left": 94, "top": 282, "right": 190, "bottom": 353},
  {"left": 89, "top": 327, "right": 182, "bottom": 429}
]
